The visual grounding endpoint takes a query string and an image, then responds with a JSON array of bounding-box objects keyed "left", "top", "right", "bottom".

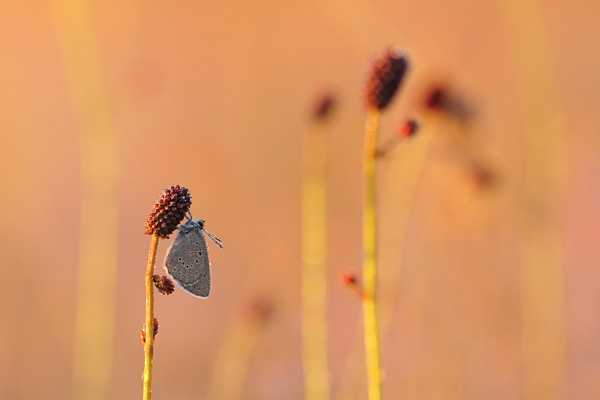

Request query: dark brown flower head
[
  {"left": 364, "top": 46, "right": 409, "bottom": 111},
  {"left": 141, "top": 317, "right": 159, "bottom": 344},
  {"left": 313, "top": 92, "right": 335, "bottom": 120},
  {"left": 145, "top": 185, "right": 192, "bottom": 238},
  {"left": 398, "top": 119, "right": 419, "bottom": 138},
  {"left": 152, "top": 275, "right": 175, "bottom": 295}
]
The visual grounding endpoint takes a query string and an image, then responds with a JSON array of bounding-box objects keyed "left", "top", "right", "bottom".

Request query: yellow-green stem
[
  {"left": 143, "top": 234, "right": 159, "bottom": 400},
  {"left": 301, "top": 123, "right": 330, "bottom": 400},
  {"left": 363, "top": 108, "right": 382, "bottom": 400}
]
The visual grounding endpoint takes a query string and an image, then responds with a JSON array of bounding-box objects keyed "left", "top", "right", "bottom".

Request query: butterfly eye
[
  {"left": 178, "top": 257, "right": 182, "bottom": 261},
  {"left": 195, "top": 241, "right": 199, "bottom": 245}
]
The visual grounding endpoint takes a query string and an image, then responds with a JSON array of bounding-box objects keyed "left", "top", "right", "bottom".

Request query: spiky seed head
[
  {"left": 364, "top": 46, "right": 409, "bottom": 111},
  {"left": 145, "top": 185, "right": 192, "bottom": 239}
]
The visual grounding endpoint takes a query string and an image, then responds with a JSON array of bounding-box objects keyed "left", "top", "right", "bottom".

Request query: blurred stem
[
  {"left": 501, "top": 1, "right": 568, "bottom": 399},
  {"left": 301, "top": 121, "right": 331, "bottom": 400},
  {"left": 205, "top": 307, "right": 267, "bottom": 400},
  {"left": 363, "top": 108, "right": 382, "bottom": 400},
  {"left": 52, "top": 2, "right": 119, "bottom": 400},
  {"left": 143, "top": 234, "right": 159, "bottom": 400},
  {"left": 379, "top": 114, "right": 437, "bottom": 336},
  {"left": 336, "top": 116, "right": 435, "bottom": 399}
]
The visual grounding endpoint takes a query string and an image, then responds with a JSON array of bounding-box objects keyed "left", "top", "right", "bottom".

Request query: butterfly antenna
[{"left": 203, "top": 229, "right": 223, "bottom": 248}]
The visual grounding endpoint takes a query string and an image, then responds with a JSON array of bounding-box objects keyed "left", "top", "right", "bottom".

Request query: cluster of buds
[
  {"left": 141, "top": 318, "right": 159, "bottom": 344},
  {"left": 145, "top": 185, "right": 192, "bottom": 239},
  {"left": 152, "top": 275, "right": 175, "bottom": 295}
]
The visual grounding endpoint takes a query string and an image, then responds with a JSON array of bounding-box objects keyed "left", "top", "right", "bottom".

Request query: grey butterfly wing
[{"left": 163, "top": 225, "right": 211, "bottom": 298}]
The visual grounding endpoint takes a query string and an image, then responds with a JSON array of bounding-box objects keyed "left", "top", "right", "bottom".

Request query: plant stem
[
  {"left": 363, "top": 108, "right": 382, "bottom": 400},
  {"left": 302, "top": 122, "right": 330, "bottom": 400},
  {"left": 143, "top": 234, "right": 159, "bottom": 400}
]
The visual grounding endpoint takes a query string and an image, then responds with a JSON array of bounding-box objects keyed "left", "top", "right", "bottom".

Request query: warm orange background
[{"left": 1, "top": 1, "right": 599, "bottom": 399}]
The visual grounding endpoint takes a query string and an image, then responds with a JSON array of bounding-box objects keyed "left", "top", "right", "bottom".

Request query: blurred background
[{"left": 1, "top": 0, "right": 599, "bottom": 399}]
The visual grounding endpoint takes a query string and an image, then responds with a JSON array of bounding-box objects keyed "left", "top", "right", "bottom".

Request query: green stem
[
  {"left": 143, "top": 234, "right": 159, "bottom": 400},
  {"left": 363, "top": 108, "right": 382, "bottom": 400}
]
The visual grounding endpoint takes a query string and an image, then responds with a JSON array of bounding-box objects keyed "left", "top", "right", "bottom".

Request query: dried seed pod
[
  {"left": 364, "top": 46, "right": 409, "bottom": 111},
  {"left": 145, "top": 185, "right": 192, "bottom": 239}
]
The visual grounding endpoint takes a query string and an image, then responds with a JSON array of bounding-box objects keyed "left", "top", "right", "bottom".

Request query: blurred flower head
[{"left": 364, "top": 46, "right": 410, "bottom": 111}]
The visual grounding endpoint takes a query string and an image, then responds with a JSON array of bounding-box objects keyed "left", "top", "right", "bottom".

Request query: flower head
[
  {"left": 364, "top": 46, "right": 409, "bottom": 111},
  {"left": 145, "top": 185, "right": 192, "bottom": 238}
]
